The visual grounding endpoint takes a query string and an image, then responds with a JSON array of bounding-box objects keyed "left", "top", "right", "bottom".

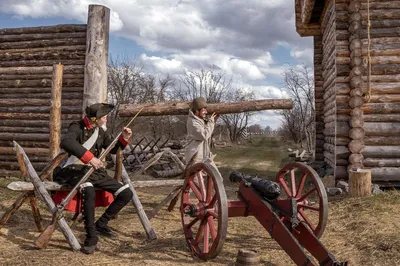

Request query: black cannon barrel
[{"left": 229, "top": 171, "right": 280, "bottom": 200}]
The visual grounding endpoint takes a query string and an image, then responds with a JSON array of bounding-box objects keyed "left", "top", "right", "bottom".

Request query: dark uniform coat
[{"left": 52, "top": 117, "right": 129, "bottom": 212}]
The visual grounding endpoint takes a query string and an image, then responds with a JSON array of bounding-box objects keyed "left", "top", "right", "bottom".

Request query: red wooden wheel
[
  {"left": 275, "top": 162, "right": 328, "bottom": 238},
  {"left": 180, "top": 161, "right": 228, "bottom": 261}
]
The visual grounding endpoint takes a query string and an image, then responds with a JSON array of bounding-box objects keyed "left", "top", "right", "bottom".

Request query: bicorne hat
[{"left": 85, "top": 103, "right": 115, "bottom": 119}]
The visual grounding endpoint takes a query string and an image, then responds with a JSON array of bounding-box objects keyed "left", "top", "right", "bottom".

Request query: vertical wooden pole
[
  {"left": 83, "top": 4, "right": 110, "bottom": 109},
  {"left": 49, "top": 63, "right": 63, "bottom": 181}
]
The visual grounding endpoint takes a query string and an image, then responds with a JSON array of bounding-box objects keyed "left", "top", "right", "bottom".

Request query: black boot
[
  {"left": 95, "top": 213, "right": 116, "bottom": 238},
  {"left": 80, "top": 186, "right": 98, "bottom": 254}
]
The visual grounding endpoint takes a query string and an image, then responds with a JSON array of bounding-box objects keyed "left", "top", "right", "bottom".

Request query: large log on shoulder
[{"left": 118, "top": 99, "right": 293, "bottom": 117}]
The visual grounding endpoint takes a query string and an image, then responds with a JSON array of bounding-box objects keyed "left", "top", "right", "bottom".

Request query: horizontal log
[
  {"left": 0, "top": 147, "right": 49, "bottom": 156},
  {"left": 0, "top": 87, "right": 82, "bottom": 94},
  {"left": 369, "top": 167, "right": 400, "bottom": 182},
  {"left": 0, "top": 127, "right": 49, "bottom": 133},
  {"left": 365, "top": 136, "right": 400, "bottom": 146},
  {"left": 364, "top": 122, "right": 400, "bottom": 136},
  {"left": 363, "top": 146, "right": 400, "bottom": 158},
  {"left": 365, "top": 103, "right": 400, "bottom": 114},
  {"left": 360, "top": 2, "right": 400, "bottom": 10},
  {"left": 0, "top": 65, "right": 83, "bottom": 75},
  {"left": 0, "top": 92, "right": 82, "bottom": 100},
  {"left": 0, "top": 162, "right": 47, "bottom": 171},
  {"left": 0, "top": 45, "right": 86, "bottom": 55},
  {"left": 0, "top": 79, "right": 83, "bottom": 88},
  {"left": 0, "top": 50, "right": 85, "bottom": 61},
  {"left": 360, "top": 10, "right": 400, "bottom": 20},
  {"left": 364, "top": 158, "right": 400, "bottom": 167},
  {"left": 0, "top": 38, "right": 86, "bottom": 50},
  {"left": 0, "top": 99, "right": 81, "bottom": 107},
  {"left": 0, "top": 73, "right": 84, "bottom": 81},
  {"left": 0, "top": 154, "right": 49, "bottom": 162},
  {"left": 119, "top": 99, "right": 293, "bottom": 117},
  {"left": 0, "top": 59, "right": 85, "bottom": 67},
  {"left": 0, "top": 32, "right": 86, "bottom": 42},
  {"left": 0, "top": 133, "right": 49, "bottom": 141},
  {"left": 0, "top": 140, "right": 49, "bottom": 148},
  {"left": 0, "top": 113, "right": 81, "bottom": 120},
  {"left": 367, "top": 83, "right": 400, "bottom": 94},
  {"left": 0, "top": 106, "right": 81, "bottom": 114},
  {"left": 0, "top": 119, "right": 72, "bottom": 128},
  {"left": 0, "top": 24, "right": 86, "bottom": 35},
  {"left": 370, "top": 64, "right": 400, "bottom": 75}
]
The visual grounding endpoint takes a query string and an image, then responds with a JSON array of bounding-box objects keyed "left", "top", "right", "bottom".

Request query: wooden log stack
[{"left": 0, "top": 25, "right": 87, "bottom": 176}]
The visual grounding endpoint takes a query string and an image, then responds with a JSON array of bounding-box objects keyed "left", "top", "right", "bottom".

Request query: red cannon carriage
[{"left": 179, "top": 160, "right": 348, "bottom": 266}]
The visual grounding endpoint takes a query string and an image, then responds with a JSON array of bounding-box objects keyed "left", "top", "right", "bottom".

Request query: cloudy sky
[{"left": 0, "top": 0, "right": 313, "bottom": 129}]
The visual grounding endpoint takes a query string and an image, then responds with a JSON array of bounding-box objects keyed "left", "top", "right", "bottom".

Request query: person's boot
[
  {"left": 95, "top": 213, "right": 116, "bottom": 238},
  {"left": 80, "top": 185, "right": 98, "bottom": 254}
]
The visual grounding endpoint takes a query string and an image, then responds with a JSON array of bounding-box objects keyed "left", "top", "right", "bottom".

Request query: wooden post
[
  {"left": 83, "top": 4, "right": 110, "bottom": 108},
  {"left": 111, "top": 154, "right": 157, "bottom": 240},
  {"left": 348, "top": 169, "right": 372, "bottom": 197},
  {"left": 49, "top": 63, "right": 63, "bottom": 181}
]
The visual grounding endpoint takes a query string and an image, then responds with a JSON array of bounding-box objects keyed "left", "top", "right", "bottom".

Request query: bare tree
[
  {"left": 279, "top": 64, "right": 315, "bottom": 152},
  {"left": 107, "top": 56, "right": 176, "bottom": 137},
  {"left": 171, "top": 67, "right": 232, "bottom": 103},
  {"left": 220, "top": 88, "right": 255, "bottom": 142}
]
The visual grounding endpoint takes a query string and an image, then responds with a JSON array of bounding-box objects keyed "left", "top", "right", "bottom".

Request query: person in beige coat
[{"left": 184, "top": 97, "right": 217, "bottom": 165}]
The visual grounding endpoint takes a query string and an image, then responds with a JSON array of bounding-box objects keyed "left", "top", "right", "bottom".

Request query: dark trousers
[{"left": 54, "top": 166, "right": 133, "bottom": 239}]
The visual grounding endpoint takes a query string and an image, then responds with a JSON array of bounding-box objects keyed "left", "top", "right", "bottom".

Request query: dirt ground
[
  {"left": 1, "top": 184, "right": 400, "bottom": 266},
  {"left": 1, "top": 138, "right": 400, "bottom": 265}
]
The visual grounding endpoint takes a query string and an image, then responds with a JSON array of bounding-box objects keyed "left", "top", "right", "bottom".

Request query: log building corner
[{"left": 295, "top": 0, "right": 400, "bottom": 186}]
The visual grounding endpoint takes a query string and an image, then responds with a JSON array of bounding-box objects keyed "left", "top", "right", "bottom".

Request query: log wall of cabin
[
  {"left": 313, "top": 35, "right": 324, "bottom": 162},
  {"left": 356, "top": 0, "right": 400, "bottom": 184},
  {"left": 0, "top": 25, "right": 86, "bottom": 177},
  {"left": 320, "top": 0, "right": 338, "bottom": 172}
]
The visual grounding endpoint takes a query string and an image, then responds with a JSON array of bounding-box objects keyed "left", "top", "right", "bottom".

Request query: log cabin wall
[
  {"left": 320, "top": 0, "right": 338, "bottom": 174},
  {"left": 0, "top": 24, "right": 86, "bottom": 177},
  {"left": 335, "top": 0, "right": 351, "bottom": 179},
  {"left": 357, "top": 0, "right": 400, "bottom": 184},
  {"left": 299, "top": 0, "right": 400, "bottom": 185},
  {"left": 313, "top": 35, "right": 324, "bottom": 163}
]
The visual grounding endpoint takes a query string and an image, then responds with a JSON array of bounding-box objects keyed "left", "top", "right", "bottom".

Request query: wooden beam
[
  {"left": 83, "top": 4, "right": 110, "bottom": 108},
  {"left": 49, "top": 64, "right": 63, "bottom": 180},
  {"left": 118, "top": 99, "right": 293, "bottom": 117}
]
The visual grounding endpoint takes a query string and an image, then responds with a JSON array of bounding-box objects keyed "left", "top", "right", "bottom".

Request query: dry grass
[{"left": 0, "top": 137, "right": 399, "bottom": 265}]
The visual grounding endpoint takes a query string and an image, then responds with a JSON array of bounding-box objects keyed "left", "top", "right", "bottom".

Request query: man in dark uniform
[{"left": 53, "top": 103, "right": 133, "bottom": 254}]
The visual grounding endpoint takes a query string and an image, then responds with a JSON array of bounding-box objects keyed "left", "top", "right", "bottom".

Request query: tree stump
[{"left": 348, "top": 169, "right": 372, "bottom": 197}]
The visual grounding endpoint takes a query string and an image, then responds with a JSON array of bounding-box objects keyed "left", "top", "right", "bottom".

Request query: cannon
[{"left": 179, "top": 160, "right": 347, "bottom": 265}]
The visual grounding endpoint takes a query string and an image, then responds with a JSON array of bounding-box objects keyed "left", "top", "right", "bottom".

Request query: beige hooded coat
[{"left": 184, "top": 110, "right": 215, "bottom": 164}]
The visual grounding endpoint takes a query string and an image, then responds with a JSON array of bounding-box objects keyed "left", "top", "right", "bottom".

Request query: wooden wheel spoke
[
  {"left": 194, "top": 219, "right": 207, "bottom": 245},
  {"left": 298, "top": 203, "right": 320, "bottom": 212},
  {"left": 203, "top": 221, "right": 210, "bottom": 253},
  {"left": 298, "top": 187, "right": 317, "bottom": 202},
  {"left": 196, "top": 172, "right": 206, "bottom": 201},
  {"left": 208, "top": 216, "right": 217, "bottom": 242},
  {"left": 208, "top": 209, "right": 218, "bottom": 219},
  {"left": 295, "top": 173, "right": 307, "bottom": 198},
  {"left": 206, "top": 176, "right": 213, "bottom": 203},
  {"left": 208, "top": 194, "right": 217, "bottom": 208},
  {"left": 189, "top": 181, "right": 204, "bottom": 201},
  {"left": 299, "top": 208, "right": 316, "bottom": 230},
  {"left": 187, "top": 216, "right": 201, "bottom": 229},
  {"left": 278, "top": 178, "right": 292, "bottom": 197},
  {"left": 290, "top": 170, "right": 296, "bottom": 197}
]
